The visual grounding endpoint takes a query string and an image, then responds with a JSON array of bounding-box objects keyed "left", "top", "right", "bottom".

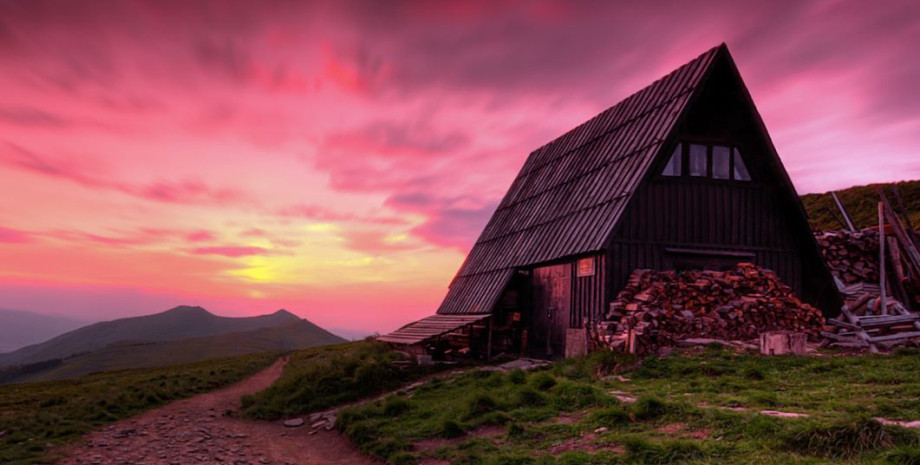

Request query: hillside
[
  {"left": 0, "top": 351, "right": 278, "bottom": 465},
  {"left": 9, "top": 320, "right": 344, "bottom": 383},
  {"left": 0, "top": 309, "right": 89, "bottom": 353},
  {"left": 0, "top": 306, "right": 314, "bottom": 366},
  {"left": 801, "top": 180, "right": 920, "bottom": 231}
]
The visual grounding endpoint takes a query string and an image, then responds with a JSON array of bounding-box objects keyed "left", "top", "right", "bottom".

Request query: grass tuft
[
  {"left": 439, "top": 419, "right": 465, "bottom": 439},
  {"left": 632, "top": 396, "right": 673, "bottom": 421},
  {"left": 529, "top": 372, "right": 557, "bottom": 391},
  {"left": 588, "top": 405, "right": 630, "bottom": 428},
  {"left": 624, "top": 437, "right": 708, "bottom": 464},
  {"left": 783, "top": 418, "right": 895, "bottom": 458},
  {"left": 887, "top": 446, "right": 920, "bottom": 465}
]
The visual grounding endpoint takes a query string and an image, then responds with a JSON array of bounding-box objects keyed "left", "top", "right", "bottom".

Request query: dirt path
[{"left": 55, "top": 357, "right": 375, "bottom": 465}]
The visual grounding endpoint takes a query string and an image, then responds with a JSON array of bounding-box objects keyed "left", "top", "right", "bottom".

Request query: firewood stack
[
  {"left": 815, "top": 229, "right": 880, "bottom": 285},
  {"left": 600, "top": 263, "right": 825, "bottom": 354}
]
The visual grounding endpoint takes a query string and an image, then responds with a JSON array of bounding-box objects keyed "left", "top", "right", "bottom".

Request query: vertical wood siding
[
  {"left": 608, "top": 179, "right": 805, "bottom": 299},
  {"left": 570, "top": 254, "right": 607, "bottom": 329}
]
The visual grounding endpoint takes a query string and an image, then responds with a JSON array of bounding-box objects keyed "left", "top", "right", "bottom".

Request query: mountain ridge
[
  {"left": 0, "top": 309, "right": 89, "bottom": 353},
  {"left": 0, "top": 305, "right": 328, "bottom": 366},
  {"left": 7, "top": 319, "right": 344, "bottom": 383}
]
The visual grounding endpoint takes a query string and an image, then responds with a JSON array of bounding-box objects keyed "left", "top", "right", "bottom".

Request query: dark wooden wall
[
  {"left": 608, "top": 179, "right": 803, "bottom": 293},
  {"left": 570, "top": 254, "right": 607, "bottom": 329}
]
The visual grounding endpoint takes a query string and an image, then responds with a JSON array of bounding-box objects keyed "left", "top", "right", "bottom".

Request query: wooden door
[{"left": 530, "top": 263, "right": 571, "bottom": 358}]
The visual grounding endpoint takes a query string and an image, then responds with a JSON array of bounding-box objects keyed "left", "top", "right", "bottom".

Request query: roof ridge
[{"left": 526, "top": 45, "right": 723, "bottom": 160}]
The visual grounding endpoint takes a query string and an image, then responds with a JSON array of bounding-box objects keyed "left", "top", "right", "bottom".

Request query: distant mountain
[
  {"left": 801, "top": 180, "right": 920, "bottom": 231},
  {"left": 0, "top": 309, "right": 90, "bottom": 353},
  {"left": 0, "top": 306, "right": 314, "bottom": 366},
  {"left": 8, "top": 319, "right": 345, "bottom": 383}
]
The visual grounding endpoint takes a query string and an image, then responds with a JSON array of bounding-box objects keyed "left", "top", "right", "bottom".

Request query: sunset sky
[{"left": 1, "top": 0, "right": 919, "bottom": 336}]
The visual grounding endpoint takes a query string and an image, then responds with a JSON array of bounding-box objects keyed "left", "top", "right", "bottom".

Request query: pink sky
[{"left": 1, "top": 0, "right": 919, "bottom": 335}]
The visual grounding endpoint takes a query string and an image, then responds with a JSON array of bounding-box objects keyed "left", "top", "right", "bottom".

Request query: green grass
[
  {"left": 338, "top": 347, "right": 920, "bottom": 464},
  {"left": 240, "top": 340, "right": 443, "bottom": 419},
  {"left": 801, "top": 180, "right": 920, "bottom": 231},
  {"left": 0, "top": 351, "right": 279, "bottom": 465}
]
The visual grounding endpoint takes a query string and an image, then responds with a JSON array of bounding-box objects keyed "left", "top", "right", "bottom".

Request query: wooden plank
[
  {"left": 868, "top": 331, "right": 920, "bottom": 343},
  {"left": 857, "top": 314, "right": 920, "bottom": 326},
  {"left": 827, "top": 318, "right": 861, "bottom": 331},
  {"left": 831, "top": 191, "right": 857, "bottom": 232},
  {"left": 821, "top": 331, "right": 865, "bottom": 344},
  {"left": 839, "top": 304, "right": 879, "bottom": 353}
]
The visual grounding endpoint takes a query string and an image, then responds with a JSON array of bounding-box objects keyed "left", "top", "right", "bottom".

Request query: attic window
[
  {"left": 712, "top": 146, "right": 731, "bottom": 179},
  {"left": 662, "top": 146, "right": 681, "bottom": 176},
  {"left": 689, "top": 144, "right": 707, "bottom": 177},
  {"left": 660, "top": 142, "right": 752, "bottom": 181},
  {"left": 733, "top": 148, "right": 751, "bottom": 181}
]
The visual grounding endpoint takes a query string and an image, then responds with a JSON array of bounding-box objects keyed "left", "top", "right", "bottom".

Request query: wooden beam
[
  {"left": 832, "top": 191, "right": 857, "bottom": 232},
  {"left": 879, "top": 201, "right": 887, "bottom": 316}
]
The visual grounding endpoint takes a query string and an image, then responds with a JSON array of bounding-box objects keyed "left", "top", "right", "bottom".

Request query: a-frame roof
[{"left": 437, "top": 45, "right": 724, "bottom": 315}]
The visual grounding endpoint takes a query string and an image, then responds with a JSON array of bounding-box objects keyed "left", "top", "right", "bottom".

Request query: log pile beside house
[
  {"left": 816, "top": 229, "right": 880, "bottom": 285},
  {"left": 589, "top": 264, "right": 825, "bottom": 354}
]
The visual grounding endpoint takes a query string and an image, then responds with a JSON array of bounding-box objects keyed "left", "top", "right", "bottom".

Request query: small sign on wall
[{"left": 577, "top": 257, "right": 595, "bottom": 277}]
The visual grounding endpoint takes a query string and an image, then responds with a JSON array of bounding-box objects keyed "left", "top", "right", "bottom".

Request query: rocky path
[{"left": 55, "top": 357, "right": 375, "bottom": 465}]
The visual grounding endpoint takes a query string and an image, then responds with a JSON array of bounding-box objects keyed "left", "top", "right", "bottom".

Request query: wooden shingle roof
[{"left": 437, "top": 45, "right": 723, "bottom": 315}]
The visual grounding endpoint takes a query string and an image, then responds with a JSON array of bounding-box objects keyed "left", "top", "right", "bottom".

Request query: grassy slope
[
  {"left": 801, "top": 180, "right": 920, "bottom": 231},
  {"left": 11, "top": 320, "right": 344, "bottom": 384},
  {"left": 0, "top": 306, "right": 309, "bottom": 366},
  {"left": 338, "top": 348, "right": 920, "bottom": 465},
  {"left": 0, "top": 351, "right": 279, "bottom": 465},
  {"left": 241, "top": 340, "right": 443, "bottom": 420}
]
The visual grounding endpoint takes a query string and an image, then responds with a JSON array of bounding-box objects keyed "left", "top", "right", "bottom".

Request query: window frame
[{"left": 659, "top": 141, "right": 752, "bottom": 182}]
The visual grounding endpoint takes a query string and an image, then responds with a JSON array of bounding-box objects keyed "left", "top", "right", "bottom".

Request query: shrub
[
  {"left": 624, "top": 438, "right": 707, "bottom": 464},
  {"left": 740, "top": 366, "right": 765, "bottom": 381},
  {"left": 746, "top": 391, "right": 778, "bottom": 407},
  {"left": 530, "top": 372, "right": 557, "bottom": 391},
  {"left": 783, "top": 418, "right": 894, "bottom": 458},
  {"left": 389, "top": 452, "right": 418, "bottom": 465},
  {"left": 440, "top": 419, "right": 465, "bottom": 439},
  {"left": 589, "top": 406, "right": 630, "bottom": 428},
  {"left": 506, "top": 422, "right": 526, "bottom": 439},
  {"left": 345, "top": 422, "right": 376, "bottom": 445},
  {"left": 514, "top": 387, "right": 546, "bottom": 407},
  {"left": 631, "top": 396, "right": 672, "bottom": 421},
  {"left": 383, "top": 396, "right": 411, "bottom": 416},
  {"left": 466, "top": 392, "right": 500, "bottom": 418},
  {"left": 887, "top": 446, "right": 920, "bottom": 465},
  {"left": 507, "top": 369, "right": 527, "bottom": 385},
  {"left": 551, "top": 380, "right": 606, "bottom": 410}
]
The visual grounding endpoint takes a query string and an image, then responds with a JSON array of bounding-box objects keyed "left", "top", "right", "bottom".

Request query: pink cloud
[
  {"left": 189, "top": 246, "right": 272, "bottom": 258},
  {"left": 276, "top": 203, "right": 404, "bottom": 225},
  {"left": 2, "top": 143, "right": 252, "bottom": 207},
  {"left": 338, "top": 229, "right": 419, "bottom": 255},
  {"left": 0, "top": 226, "right": 33, "bottom": 244},
  {"left": 185, "top": 230, "right": 216, "bottom": 242},
  {"left": 239, "top": 228, "right": 266, "bottom": 237}
]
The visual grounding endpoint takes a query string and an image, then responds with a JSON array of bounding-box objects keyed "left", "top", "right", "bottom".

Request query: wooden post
[
  {"left": 486, "top": 317, "right": 493, "bottom": 361},
  {"left": 879, "top": 202, "right": 887, "bottom": 316}
]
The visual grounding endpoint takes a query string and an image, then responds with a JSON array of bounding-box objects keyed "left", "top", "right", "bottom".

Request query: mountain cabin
[{"left": 379, "top": 44, "right": 841, "bottom": 359}]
